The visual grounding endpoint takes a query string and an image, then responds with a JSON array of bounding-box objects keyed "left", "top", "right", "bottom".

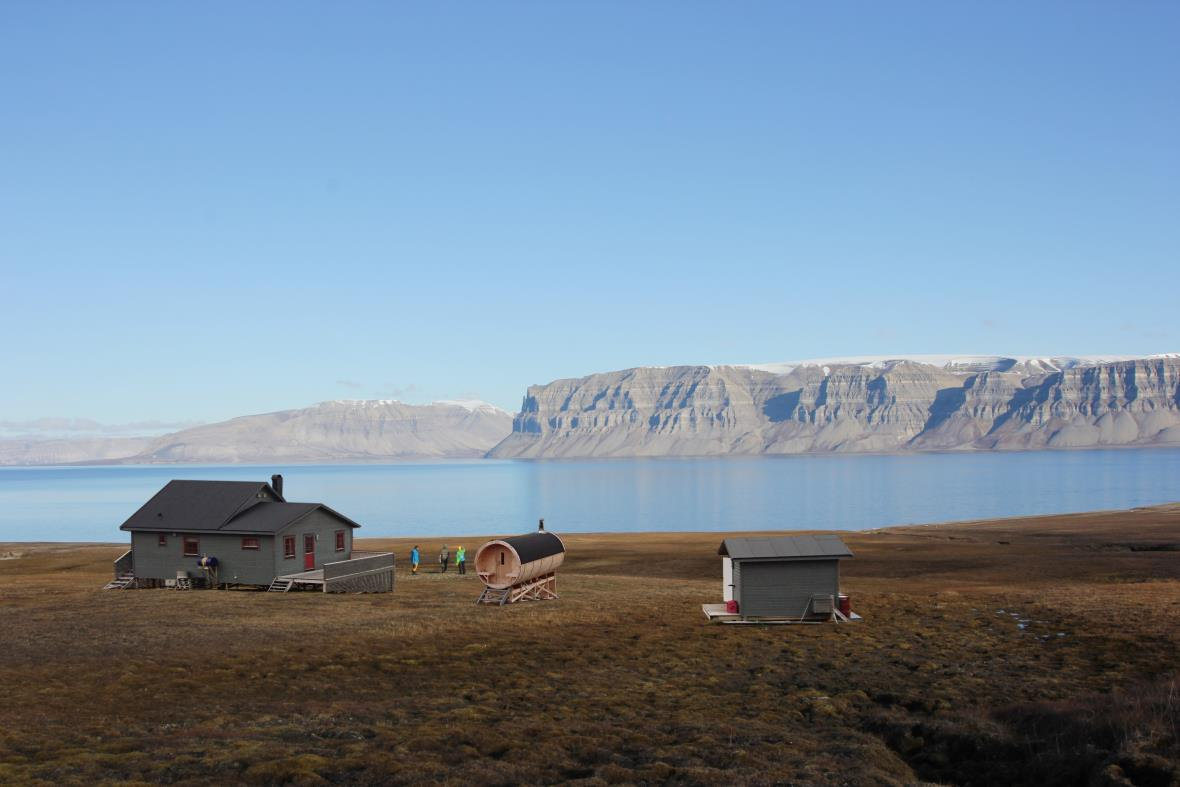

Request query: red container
[
  {"left": 725, "top": 599, "right": 739, "bottom": 614},
  {"left": 838, "top": 594, "right": 851, "bottom": 617}
]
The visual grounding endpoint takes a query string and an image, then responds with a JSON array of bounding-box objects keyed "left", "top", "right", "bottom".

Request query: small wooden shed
[{"left": 708, "top": 535, "right": 853, "bottom": 622}]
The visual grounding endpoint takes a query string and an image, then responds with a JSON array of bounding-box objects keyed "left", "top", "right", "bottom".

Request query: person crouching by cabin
[
  {"left": 439, "top": 546, "right": 450, "bottom": 573},
  {"left": 410, "top": 545, "right": 420, "bottom": 575},
  {"left": 456, "top": 545, "right": 466, "bottom": 575}
]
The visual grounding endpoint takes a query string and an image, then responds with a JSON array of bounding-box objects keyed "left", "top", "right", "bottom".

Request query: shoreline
[{"left": 4, "top": 500, "right": 1178, "bottom": 549}]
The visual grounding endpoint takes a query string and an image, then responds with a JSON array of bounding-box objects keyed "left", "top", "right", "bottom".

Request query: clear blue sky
[{"left": 2, "top": 2, "right": 1177, "bottom": 426}]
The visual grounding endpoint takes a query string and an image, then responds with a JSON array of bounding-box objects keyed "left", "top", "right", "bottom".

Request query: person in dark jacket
[{"left": 439, "top": 546, "right": 450, "bottom": 573}]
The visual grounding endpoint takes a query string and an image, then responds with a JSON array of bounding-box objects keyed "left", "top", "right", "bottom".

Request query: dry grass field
[{"left": 2, "top": 505, "right": 1180, "bottom": 786}]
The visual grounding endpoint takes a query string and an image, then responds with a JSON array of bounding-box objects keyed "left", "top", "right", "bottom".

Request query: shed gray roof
[
  {"left": 718, "top": 534, "right": 852, "bottom": 561},
  {"left": 119, "top": 479, "right": 360, "bottom": 534}
]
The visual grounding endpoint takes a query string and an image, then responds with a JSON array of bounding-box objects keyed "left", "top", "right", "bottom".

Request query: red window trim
[
  {"left": 335, "top": 530, "right": 345, "bottom": 552},
  {"left": 158, "top": 534, "right": 167, "bottom": 547},
  {"left": 241, "top": 537, "right": 260, "bottom": 550},
  {"left": 182, "top": 536, "right": 199, "bottom": 557},
  {"left": 283, "top": 535, "right": 296, "bottom": 559}
]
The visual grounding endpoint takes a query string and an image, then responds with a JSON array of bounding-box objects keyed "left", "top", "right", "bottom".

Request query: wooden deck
[
  {"left": 278, "top": 568, "right": 325, "bottom": 585},
  {"left": 276, "top": 552, "right": 396, "bottom": 593}
]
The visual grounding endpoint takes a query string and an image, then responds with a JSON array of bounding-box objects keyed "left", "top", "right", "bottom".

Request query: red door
[{"left": 304, "top": 534, "right": 316, "bottom": 570}]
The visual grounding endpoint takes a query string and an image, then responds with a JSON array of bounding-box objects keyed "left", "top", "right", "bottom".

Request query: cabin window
[
  {"left": 283, "top": 536, "right": 296, "bottom": 559},
  {"left": 335, "top": 530, "right": 345, "bottom": 552},
  {"left": 158, "top": 534, "right": 167, "bottom": 547},
  {"left": 241, "top": 537, "right": 260, "bottom": 550},
  {"left": 182, "top": 536, "right": 199, "bottom": 557},
  {"left": 500, "top": 552, "right": 505, "bottom": 565}
]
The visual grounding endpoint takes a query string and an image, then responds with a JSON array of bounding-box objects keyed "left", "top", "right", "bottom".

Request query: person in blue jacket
[{"left": 410, "top": 545, "right": 420, "bottom": 575}]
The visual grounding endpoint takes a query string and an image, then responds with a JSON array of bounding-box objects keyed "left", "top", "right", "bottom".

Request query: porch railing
[
  {"left": 323, "top": 551, "right": 394, "bottom": 593},
  {"left": 113, "top": 549, "right": 133, "bottom": 579}
]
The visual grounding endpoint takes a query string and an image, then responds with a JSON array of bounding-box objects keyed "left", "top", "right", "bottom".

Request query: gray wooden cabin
[
  {"left": 719, "top": 535, "right": 852, "bottom": 619},
  {"left": 112, "top": 476, "right": 393, "bottom": 593}
]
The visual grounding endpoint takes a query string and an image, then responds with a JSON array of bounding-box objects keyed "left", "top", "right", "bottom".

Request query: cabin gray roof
[
  {"left": 718, "top": 535, "right": 852, "bottom": 561},
  {"left": 119, "top": 480, "right": 360, "bottom": 534},
  {"left": 218, "top": 502, "right": 361, "bottom": 534}
]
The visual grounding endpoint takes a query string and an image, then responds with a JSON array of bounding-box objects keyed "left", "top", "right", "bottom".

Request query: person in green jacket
[{"left": 456, "top": 545, "right": 466, "bottom": 575}]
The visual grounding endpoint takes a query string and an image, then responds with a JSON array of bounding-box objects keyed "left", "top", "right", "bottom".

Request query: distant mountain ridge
[
  {"left": 5, "top": 355, "right": 1180, "bottom": 465},
  {"left": 487, "top": 354, "right": 1180, "bottom": 458},
  {"left": 0, "top": 400, "right": 514, "bottom": 466}
]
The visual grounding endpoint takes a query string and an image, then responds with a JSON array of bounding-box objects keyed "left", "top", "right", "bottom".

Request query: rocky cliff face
[
  {"left": 488, "top": 356, "right": 1180, "bottom": 458},
  {"left": 0, "top": 401, "right": 513, "bottom": 465}
]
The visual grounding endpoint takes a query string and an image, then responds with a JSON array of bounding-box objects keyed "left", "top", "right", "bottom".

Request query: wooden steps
[
  {"left": 474, "top": 586, "right": 512, "bottom": 606},
  {"left": 103, "top": 574, "right": 135, "bottom": 590},
  {"left": 268, "top": 578, "right": 294, "bottom": 593}
]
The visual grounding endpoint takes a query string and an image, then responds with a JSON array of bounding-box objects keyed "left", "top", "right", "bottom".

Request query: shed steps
[
  {"left": 268, "top": 578, "right": 294, "bottom": 593},
  {"left": 103, "top": 574, "right": 136, "bottom": 590}
]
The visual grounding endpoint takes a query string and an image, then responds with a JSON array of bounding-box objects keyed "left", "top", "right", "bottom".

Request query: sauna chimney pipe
[
  {"left": 271, "top": 474, "right": 284, "bottom": 498},
  {"left": 538, "top": 518, "right": 545, "bottom": 532}
]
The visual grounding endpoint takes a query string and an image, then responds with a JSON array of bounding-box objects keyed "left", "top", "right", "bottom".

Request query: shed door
[
  {"left": 304, "top": 534, "right": 316, "bottom": 570},
  {"left": 739, "top": 560, "right": 837, "bottom": 617}
]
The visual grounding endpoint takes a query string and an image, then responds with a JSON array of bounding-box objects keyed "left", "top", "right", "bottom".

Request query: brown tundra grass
[{"left": 1, "top": 504, "right": 1179, "bottom": 786}]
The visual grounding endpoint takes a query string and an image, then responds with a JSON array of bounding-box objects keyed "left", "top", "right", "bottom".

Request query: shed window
[
  {"left": 283, "top": 536, "right": 296, "bottom": 559},
  {"left": 182, "top": 536, "right": 199, "bottom": 557},
  {"left": 335, "top": 530, "right": 345, "bottom": 552},
  {"left": 158, "top": 534, "right": 167, "bottom": 547},
  {"left": 241, "top": 537, "right": 260, "bottom": 550}
]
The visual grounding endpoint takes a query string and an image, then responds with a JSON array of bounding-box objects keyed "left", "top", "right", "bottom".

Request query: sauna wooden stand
[{"left": 475, "top": 572, "right": 558, "bottom": 606}]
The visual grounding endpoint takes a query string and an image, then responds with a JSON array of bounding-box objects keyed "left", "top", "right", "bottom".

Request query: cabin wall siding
[
  {"left": 130, "top": 531, "right": 277, "bottom": 585},
  {"left": 127, "top": 506, "right": 356, "bottom": 586},
  {"left": 275, "top": 509, "right": 353, "bottom": 571}
]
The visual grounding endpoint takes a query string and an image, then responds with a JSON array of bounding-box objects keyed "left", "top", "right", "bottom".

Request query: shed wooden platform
[{"left": 702, "top": 603, "right": 862, "bottom": 625}]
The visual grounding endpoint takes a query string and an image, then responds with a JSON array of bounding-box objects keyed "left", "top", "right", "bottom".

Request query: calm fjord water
[{"left": 1, "top": 450, "right": 1178, "bottom": 542}]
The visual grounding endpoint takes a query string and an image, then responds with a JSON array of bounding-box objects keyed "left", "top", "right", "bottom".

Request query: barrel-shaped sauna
[{"left": 474, "top": 531, "right": 565, "bottom": 589}]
